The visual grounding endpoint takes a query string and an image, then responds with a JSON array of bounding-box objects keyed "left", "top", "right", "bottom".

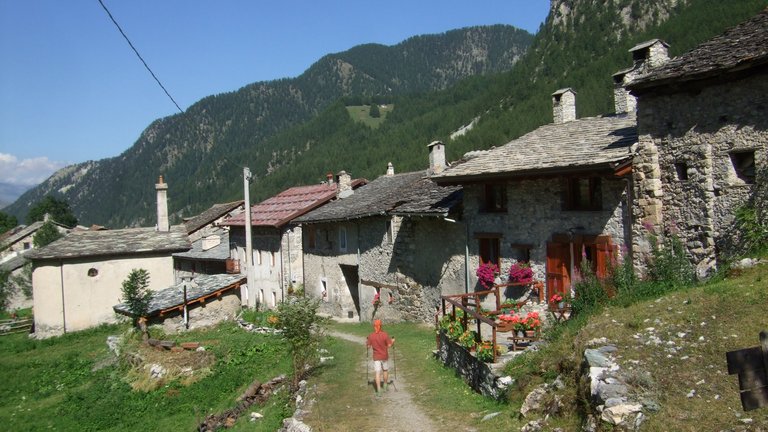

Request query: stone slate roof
[
  {"left": 433, "top": 113, "right": 637, "bottom": 183},
  {"left": 295, "top": 171, "right": 462, "bottom": 223},
  {"left": 113, "top": 273, "right": 245, "bottom": 317},
  {"left": 223, "top": 180, "right": 364, "bottom": 228},
  {"left": 0, "top": 220, "right": 71, "bottom": 249},
  {"left": 629, "top": 8, "right": 768, "bottom": 91},
  {"left": 173, "top": 229, "right": 230, "bottom": 261},
  {"left": 183, "top": 201, "right": 243, "bottom": 234},
  {"left": 26, "top": 225, "right": 191, "bottom": 260},
  {"left": 0, "top": 253, "right": 28, "bottom": 273}
]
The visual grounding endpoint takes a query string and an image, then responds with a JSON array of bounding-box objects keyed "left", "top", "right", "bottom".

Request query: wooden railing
[{"left": 437, "top": 282, "right": 529, "bottom": 363}]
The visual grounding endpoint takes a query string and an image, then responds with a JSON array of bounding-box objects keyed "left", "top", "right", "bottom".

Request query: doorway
[
  {"left": 546, "top": 234, "right": 615, "bottom": 300},
  {"left": 339, "top": 264, "right": 361, "bottom": 317}
]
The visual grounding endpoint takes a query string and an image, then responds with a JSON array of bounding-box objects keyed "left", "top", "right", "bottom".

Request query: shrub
[
  {"left": 508, "top": 261, "right": 533, "bottom": 284},
  {"left": 646, "top": 232, "right": 695, "bottom": 289},
  {"left": 120, "top": 269, "right": 153, "bottom": 326},
  {"left": 276, "top": 297, "right": 328, "bottom": 388},
  {"left": 734, "top": 204, "right": 768, "bottom": 255},
  {"left": 571, "top": 261, "right": 609, "bottom": 317},
  {"left": 476, "top": 262, "right": 499, "bottom": 289}
]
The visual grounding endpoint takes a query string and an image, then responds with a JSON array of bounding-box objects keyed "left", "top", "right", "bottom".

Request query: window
[
  {"left": 509, "top": 243, "right": 532, "bottom": 262},
  {"left": 385, "top": 220, "right": 393, "bottom": 243},
  {"left": 482, "top": 184, "right": 507, "bottom": 213},
  {"left": 476, "top": 234, "right": 501, "bottom": 266},
  {"left": 256, "top": 250, "right": 262, "bottom": 266},
  {"left": 339, "top": 227, "right": 347, "bottom": 252},
  {"left": 674, "top": 162, "right": 689, "bottom": 181},
  {"left": 730, "top": 151, "right": 756, "bottom": 184},
  {"left": 87, "top": 268, "right": 98, "bottom": 277},
  {"left": 563, "top": 177, "right": 602, "bottom": 211},
  {"left": 270, "top": 251, "right": 276, "bottom": 267},
  {"left": 23, "top": 242, "right": 31, "bottom": 250},
  {"left": 307, "top": 225, "right": 316, "bottom": 249}
]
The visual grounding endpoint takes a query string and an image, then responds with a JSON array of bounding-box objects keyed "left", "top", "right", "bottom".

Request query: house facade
[
  {"left": 627, "top": 9, "right": 768, "bottom": 276},
  {"left": 223, "top": 176, "right": 365, "bottom": 309},
  {"left": 27, "top": 176, "right": 191, "bottom": 337},
  {"left": 296, "top": 144, "right": 465, "bottom": 322}
]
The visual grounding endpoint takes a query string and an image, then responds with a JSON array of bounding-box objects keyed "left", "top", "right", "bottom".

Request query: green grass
[
  {"left": 0, "top": 321, "right": 293, "bottom": 431},
  {"left": 305, "top": 322, "right": 519, "bottom": 431},
  {"left": 500, "top": 257, "right": 768, "bottom": 430},
  {"left": 345, "top": 104, "right": 393, "bottom": 128}
]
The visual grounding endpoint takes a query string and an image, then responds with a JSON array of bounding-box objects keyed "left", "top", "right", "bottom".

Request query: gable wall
[
  {"left": 463, "top": 176, "right": 630, "bottom": 297},
  {"left": 32, "top": 254, "right": 175, "bottom": 338},
  {"left": 633, "top": 72, "right": 768, "bottom": 276}
]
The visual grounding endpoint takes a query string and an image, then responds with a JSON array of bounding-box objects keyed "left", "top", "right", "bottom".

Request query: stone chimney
[
  {"left": 428, "top": 141, "right": 446, "bottom": 175},
  {"left": 552, "top": 88, "right": 576, "bottom": 124},
  {"left": 613, "top": 39, "right": 670, "bottom": 114},
  {"left": 326, "top": 172, "right": 334, "bottom": 186},
  {"left": 336, "top": 171, "right": 353, "bottom": 198},
  {"left": 386, "top": 162, "right": 395, "bottom": 176},
  {"left": 156, "top": 175, "right": 170, "bottom": 232}
]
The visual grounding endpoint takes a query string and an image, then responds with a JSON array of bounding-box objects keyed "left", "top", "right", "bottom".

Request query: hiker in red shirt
[{"left": 366, "top": 319, "right": 395, "bottom": 397}]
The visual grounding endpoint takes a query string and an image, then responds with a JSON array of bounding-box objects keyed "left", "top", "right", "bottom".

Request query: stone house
[
  {"left": 430, "top": 41, "right": 675, "bottom": 303},
  {"left": 174, "top": 200, "right": 244, "bottom": 282},
  {"left": 26, "top": 177, "right": 191, "bottom": 337},
  {"left": 627, "top": 9, "right": 768, "bottom": 277},
  {"left": 222, "top": 176, "right": 365, "bottom": 309},
  {"left": 0, "top": 216, "right": 72, "bottom": 261},
  {"left": 295, "top": 143, "right": 464, "bottom": 322}
]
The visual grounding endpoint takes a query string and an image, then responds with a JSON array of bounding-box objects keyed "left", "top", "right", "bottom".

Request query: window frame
[
  {"left": 562, "top": 177, "right": 603, "bottom": 211},
  {"left": 481, "top": 183, "right": 507, "bottom": 213}
]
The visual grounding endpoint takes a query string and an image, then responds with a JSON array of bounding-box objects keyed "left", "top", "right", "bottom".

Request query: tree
[
  {"left": 0, "top": 212, "right": 17, "bottom": 235},
  {"left": 0, "top": 270, "right": 11, "bottom": 312},
  {"left": 275, "top": 297, "right": 327, "bottom": 388},
  {"left": 120, "top": 269, "right": 153, "bottom": 326},
  {"left": 368, "top": 103, "right": 381, "bottom": 118},
  {"left": 27, "top": 196, "right": 78, "bottom": 227},
  {"left": 32, "top": 221, "right": 63, "bottom": 248}
]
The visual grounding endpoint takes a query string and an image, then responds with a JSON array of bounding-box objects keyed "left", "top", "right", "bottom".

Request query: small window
[
  {"left": 23, "top": 242, "right": 31, "bottom": 250},
  {"left": 270, "top": 251, "right": 276, "bottom": 267},
  {"left": 385, "top": 220, "right": 393, "bottom": 243},
  {"left": 674, "top": 162, "right": 689, "bottom": 181},
  {"left": 509, "top": 243, "right": 532, "bottom": 262},
  {"left": 563, "top": 177, "right": 602, "bottom": 211},
  {"left": 482, "top": 184, "right": 507, "bottom": 213},
  {"left": 730, "top": 151, "right": 755, "bottom": 184},
  {"left": 87, "top": 268, "right": 98, "bottom": 277},
  {"left": 339, "top": 227, "right": 347, "bottom": 252},
  {"left": 477, "top": 235, "right": 501, "bottom": 267},
  {"left": 256, "top": 250, "right": 262, "bottom": 266},
  {"left": 307, "top": 225, "right": 316, "bottom": 249}
]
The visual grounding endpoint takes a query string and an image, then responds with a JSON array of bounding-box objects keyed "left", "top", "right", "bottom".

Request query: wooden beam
[{"left": 360, "top": 279, "right": 398, "bottom": 290}]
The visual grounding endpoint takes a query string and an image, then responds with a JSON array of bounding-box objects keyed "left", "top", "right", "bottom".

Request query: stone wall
[
  {"left": 435, "top": 331, "right": 508, "bottom": 400},
  {"left": 302, "top": 215, "right": 465, "bottom": 323},
  {"left": 633, "top": 72, "right": 768, "bottom": 276},
  {"left": 463, "top": 176, "right": 630, "bottom": 297}
]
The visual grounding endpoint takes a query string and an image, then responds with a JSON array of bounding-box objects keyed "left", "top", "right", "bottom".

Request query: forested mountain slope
[{"left": 7, "top": 0, "right": 767, "bottom": 227}]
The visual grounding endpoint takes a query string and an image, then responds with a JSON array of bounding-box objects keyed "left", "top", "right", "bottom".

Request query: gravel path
[{"left": 327, "top": 330, "right": 439, "bottom": 432}]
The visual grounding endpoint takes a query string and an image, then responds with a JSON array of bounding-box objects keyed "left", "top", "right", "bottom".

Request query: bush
[
  {"left": 646, "top": 232, "right": 695, "bottom": 289},
  {"left": 276, "top": 297, "right": 328, "bottom": 388},
  {"left": 571, "top": 261, "right": 609, "bottom": 317},
  {"left": 120, "top": 269, "right": 153, "bottom": 326}
]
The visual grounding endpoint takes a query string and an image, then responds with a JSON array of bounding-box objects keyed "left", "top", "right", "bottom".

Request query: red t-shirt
[{"left": 367, "top": 331, "right": 392, "bottom": 361}]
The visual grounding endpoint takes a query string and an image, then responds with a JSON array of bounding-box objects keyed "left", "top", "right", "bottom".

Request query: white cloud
[{"left": 0, "top": 153, "right": 66, "bottom": 186}]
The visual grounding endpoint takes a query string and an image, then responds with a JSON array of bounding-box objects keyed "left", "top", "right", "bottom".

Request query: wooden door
[{"left": 546, "top": 241, "right": 571, "bottom": 301}]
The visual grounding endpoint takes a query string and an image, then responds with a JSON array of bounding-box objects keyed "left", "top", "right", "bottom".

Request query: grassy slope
[{"left": 502, "top": 260, "right": 768, "bottom": 430}]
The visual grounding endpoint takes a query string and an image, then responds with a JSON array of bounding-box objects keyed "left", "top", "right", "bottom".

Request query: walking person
[{"left": 366, "top": 319, "right": 395, "bottom": 397}]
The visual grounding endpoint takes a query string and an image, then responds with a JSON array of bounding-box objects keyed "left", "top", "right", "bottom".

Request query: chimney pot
[
  {"left": 156, "top": 175, "right": 170, "bottom": 232},
  {"left": 427, "top": 141, "right": 446, "bottom": 175},
  {"left": 552, "top": 88, "right": 576, "bottom": 124},
  {"left": 386, "top": 162, "right": 395, "bottom": 176}
]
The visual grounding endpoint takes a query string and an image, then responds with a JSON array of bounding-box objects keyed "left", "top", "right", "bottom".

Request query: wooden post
[{"left": 726, "top": 330, "right": 768, "bottom": 411}]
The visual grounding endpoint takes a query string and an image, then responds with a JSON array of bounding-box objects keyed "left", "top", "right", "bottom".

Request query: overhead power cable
[{"left": 97, "top": 0, "right": 184, "bottom": 114}]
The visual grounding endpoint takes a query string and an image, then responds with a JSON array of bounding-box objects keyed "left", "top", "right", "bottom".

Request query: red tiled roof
[{"left": 223, "top": 183, "right": 341, "bottom": 228}]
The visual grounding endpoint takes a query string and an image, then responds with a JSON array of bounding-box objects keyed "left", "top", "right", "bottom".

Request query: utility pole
[{"left": 243, "top": 167, "right": 255, "bottom": 308}]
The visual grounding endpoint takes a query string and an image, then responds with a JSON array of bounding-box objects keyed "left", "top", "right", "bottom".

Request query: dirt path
[{"left": 323, "top": 330, "right": 439, "bottom": 432}]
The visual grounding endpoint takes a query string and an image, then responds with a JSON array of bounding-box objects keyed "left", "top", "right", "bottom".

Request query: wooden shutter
[{"left": 546, "top": 241, "right": 571, "bottom": 300}]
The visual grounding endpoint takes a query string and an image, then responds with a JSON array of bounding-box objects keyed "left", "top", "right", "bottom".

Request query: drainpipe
[
  {"left": 444, "top": 216, "right": 470, "bottom": 294},
  {"left": 280, "top": 229, "right": 286, "bottom": 303},
  {"left": 59, "top": 259, "right": 66, "bottom": 334},
  {"left": 625, "top": 176, "right": 634, "bottom": 264}
]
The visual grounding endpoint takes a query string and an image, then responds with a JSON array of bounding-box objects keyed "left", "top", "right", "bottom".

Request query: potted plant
[
  {"left": 508, "top": 261, "right": 533, "bottom": 285},
  {"left": 522, "top": 312, "right": 541, "bottom": 337},
  {"left": 497, "top": 313, "right": 520, "bottom": 333},
  {"left": 476, "top": 262, "right": 499, "bottom": 290},
  {"left": 549, "top": 292, "right": 571, "bottom": 310}
]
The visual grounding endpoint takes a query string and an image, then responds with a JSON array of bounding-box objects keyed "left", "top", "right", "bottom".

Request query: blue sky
[{"left": 0, "top": 1, "right": 549, "bottom": 187}]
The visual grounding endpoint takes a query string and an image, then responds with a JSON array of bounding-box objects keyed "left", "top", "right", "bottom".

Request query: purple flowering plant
[
  {"left": 476, "top": 262, "right": 499, "bottom": 289},
  {"left": 508, "top": 262, "right": 533, "bottom": 285}
]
